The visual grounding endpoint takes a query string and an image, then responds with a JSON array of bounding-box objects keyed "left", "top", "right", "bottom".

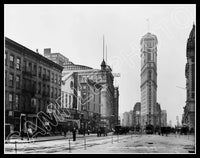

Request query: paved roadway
[{"left": 4, "top": 133, "right": 195, "bottom": 154}]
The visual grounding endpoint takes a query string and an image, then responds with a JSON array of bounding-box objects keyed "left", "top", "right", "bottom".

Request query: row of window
[
  {"left": 5, "top": 52, "right": 62, "bottom": 86},
  {"left": 5, "top": 73, "right": 61, "bottom": 98},
  {"left": 5, "top": 72, "right": 21, "bottom": 88},
  {"left": 5, "top": 52, "right": 21, "bottom": 70},
  {"left": 6, "top": 93, "right": 54, "bottom": 112},
  {"left": 6, "top": 92, "right": 20, "bottom": 111}
]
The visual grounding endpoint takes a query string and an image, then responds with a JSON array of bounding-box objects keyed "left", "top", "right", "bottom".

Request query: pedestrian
[
  {"left": 73, "top": 128, "right": 76, "bottom": 141},
  {"left": 27, "top": 126, "right": 33, "bottom": 141},
  {"left": 64, "top": 129, "right": 66, "bottom": 137},
  {"left": 97, "top": 128, "right": 101, "bottom": 137},
  {"left": 87, "top": 129, "right": 90, "bottom": 135},
  {"left": 99, "top": 128, "right": 101, "bottom": 137},
  {"left": 97, "top": 128, "right": 99, "bottom": 137}
]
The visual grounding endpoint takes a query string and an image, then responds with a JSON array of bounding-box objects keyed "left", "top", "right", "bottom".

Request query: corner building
[
  {"left": 140, "top": 32, "right": 158, "bottom": 129},
  {"left": 5, "top": 37, "right": 63, "bottom": 136}
]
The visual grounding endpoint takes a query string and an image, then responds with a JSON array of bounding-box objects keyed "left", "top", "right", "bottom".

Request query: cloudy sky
[{"left": 5, "top": 4, "right": 195, "bottom": 126}]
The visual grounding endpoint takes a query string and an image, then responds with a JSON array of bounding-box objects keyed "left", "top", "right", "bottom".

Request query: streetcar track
[{"left": 5, "top": 135, "right": 132, "bottom": 153}]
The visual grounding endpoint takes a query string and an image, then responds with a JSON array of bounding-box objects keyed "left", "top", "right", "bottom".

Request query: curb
[{"left": 5, "top": 134, "right": 97, "bottom": 144}]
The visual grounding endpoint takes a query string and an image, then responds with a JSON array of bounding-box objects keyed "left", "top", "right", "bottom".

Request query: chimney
[
  {"left": 36, "top": 49, "right": 39, "bottom": 53},
  {"left": 44, "top": 48, "right": 51, "bottom": 56}
]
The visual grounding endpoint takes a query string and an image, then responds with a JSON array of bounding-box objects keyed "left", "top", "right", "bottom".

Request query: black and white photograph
[{"left": 4, "top": 4, "right": 196, "bottom": 154}]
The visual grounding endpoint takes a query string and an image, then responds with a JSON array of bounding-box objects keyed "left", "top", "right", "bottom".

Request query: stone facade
[
  {"left": 5, "top": 37, "right": 63, "bottom": 136},
  {"left": 161, "top": 110, "right": 167, "bottom": 127},
  {"left": 140, "top": 32, "right": 158, "bottom": 129},
  {"left": 133, "top": 102, "right": 141, "bottom": 128}
]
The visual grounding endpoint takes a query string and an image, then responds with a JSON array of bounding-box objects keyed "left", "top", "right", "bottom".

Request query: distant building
[
  {"left": 113, "top": 87, "right": 119, "bottom": 126},
  {"left": 43, "top": 48, "right": 93, "bottom": 75},
  {"left": 128, "top": 110, "right": 133, "bottom": 127},
  {"left": 140, "top": 32, "right": 158, "bottom": 129},
  {"left": 60, "top": 59, "right": 116, "bottom": 131},
  {"left": 161, "top": 110, "right": 167, "bottom": 127},
  {"left": 168, "top": 120, "right": 172, "bottom": 127},
  {"left": 43, "top": 48, "right": 71, "bottom": 66},
  {"left": 122, "top": 112, "right": 130, "bottom": 127},
  {"left": 5, "top": 37, "right": 63, "bottom": 136},
  {"left": 133, "top": 102, "right": 141, "bottom": 128},
  {"left": 118, "top": 116, "right": 121, "bottom": 125},
  {"left": 155, "top": 103, "right": 161, "bottom": 128},
  {"left": 122, "top": 110, "right": 134, "bottom": 127},
  {"left": 182, "top": 24, "right": 195, "bottom": 132}
]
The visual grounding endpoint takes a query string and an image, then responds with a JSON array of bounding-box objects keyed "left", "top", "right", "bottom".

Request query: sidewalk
[{"left": 5, "top": 133, "right": 98, "bottom": 144}]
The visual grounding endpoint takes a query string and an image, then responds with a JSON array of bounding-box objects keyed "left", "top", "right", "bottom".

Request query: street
[{"left": 4, "top": 133, "right": 195, "bottom": 154}]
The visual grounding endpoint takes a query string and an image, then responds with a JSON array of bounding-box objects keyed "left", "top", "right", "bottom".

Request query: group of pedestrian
[
  {"left": 63, "top": 127, "right": 77, "bottom": 141},
  {"left": 20, "top": 125, "right": 33, "bottom": 141},
  {"left": 97, "top": 127, "right": 107, "bottom": 137}
]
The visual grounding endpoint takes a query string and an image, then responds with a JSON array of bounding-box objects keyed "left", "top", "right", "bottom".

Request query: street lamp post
[{"left": 110, "top": 115, "right": 115, "bottom": 131}]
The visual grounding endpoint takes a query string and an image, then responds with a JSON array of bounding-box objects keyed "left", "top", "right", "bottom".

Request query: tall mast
[
  {"left": 106, "top": 44, "right": 107, "bottom": 63},
  {"left": 103, "top": 34, "right": 105, "bottom": 61}
]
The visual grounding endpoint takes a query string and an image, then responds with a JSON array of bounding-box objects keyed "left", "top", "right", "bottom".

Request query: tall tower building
[
  {"left": 140, "top": 32, "right": 158, "bottom": 129},
  {"left": 182, "top": 24, "right": 195, "bottom": 132}
]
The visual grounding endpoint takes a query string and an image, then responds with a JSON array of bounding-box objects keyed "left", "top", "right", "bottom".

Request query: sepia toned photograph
[{"left": 4, "top": 4, "right": 195, "bottom": 154}]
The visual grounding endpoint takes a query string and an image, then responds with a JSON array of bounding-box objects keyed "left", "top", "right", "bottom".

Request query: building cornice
[{"left": 5, "top": 37, "right": 64, "bottom": 71}]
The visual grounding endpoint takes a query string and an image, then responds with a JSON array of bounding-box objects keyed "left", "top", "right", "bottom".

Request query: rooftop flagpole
[
  {"left": 106, "top": 44, "right": 107, "bottom": 63},
  {"left": 103, "top": 34, "right": 105, "bottom": 61}
]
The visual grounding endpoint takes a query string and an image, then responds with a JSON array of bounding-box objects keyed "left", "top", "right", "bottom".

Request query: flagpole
[
  {"left": 106, "top": 44, "right": 107, "bottom": 63},
  {"left": 103, "top": 35, "right": 105, "bottom": 60}
]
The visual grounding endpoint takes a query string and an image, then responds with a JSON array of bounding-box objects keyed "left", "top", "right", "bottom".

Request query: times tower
[{"left": 140, "top": 32, "right": 158, "bottom": 129}]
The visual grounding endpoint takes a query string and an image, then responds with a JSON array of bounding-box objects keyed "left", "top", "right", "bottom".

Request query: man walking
[
  {"left": 27, "top": 126, "right": 33, "bottom": 141},
  {"left": 73, "top": 128, "right": 76, "bottom": 141}
]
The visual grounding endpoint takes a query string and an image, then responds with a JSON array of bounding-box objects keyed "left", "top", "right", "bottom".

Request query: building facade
[
  {"left": 61, "top": 72, "right": 82, "bottom": 120},
  {"left": 161, "top": 110, "right": 167, "bottom": 127},
  {"left": 113, "top": 87, "right": 119, "bottom": 126},
  {"left": 182, "top": 24, "right": 195, "bottom": 132},
  {"left": 60, "top": 61, "right": 117, "bottom": 132},
  {"left": 133, "top": 102, "right": 141, "bottom": 129},
  {"left": 43, "top": 46, "right": 117, "bottom": 132},
  {"left": 43, "top": 48, "right": 72, "bottom": 67},
  {"left": 5, "top": 37, "right": 63, "bottom": 136},
  {"left": 122, "top": 112, "right": 130, "bottom": 127},
  {"left": 155, "top": 103, "right": 161, "bottom": 128},
  {"left": 76, "top": 60, "right": 115, "bottom": 131},
  {"left": 43, "top": 48, "right": 93, "bottom": 74},
  {"left": 77, "top": 69, "right": 102, "bottom": 132},
  {"left": 128, "top": 110, "right": 133, "bottom": 127},
  {"left": 122, "top": 110, "right": 134, "bottom": 127},
  {"left": 140, "top": 32, "right": 158, "bottom": 129}
]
